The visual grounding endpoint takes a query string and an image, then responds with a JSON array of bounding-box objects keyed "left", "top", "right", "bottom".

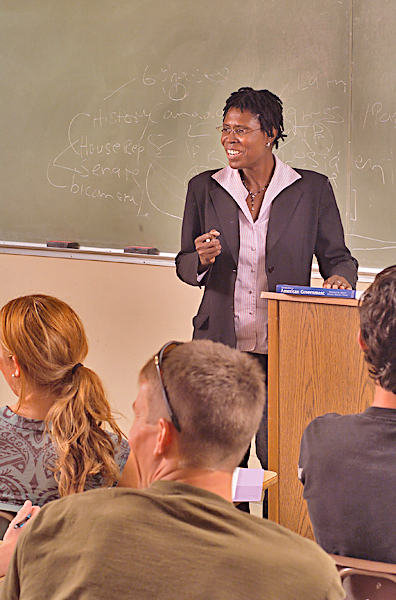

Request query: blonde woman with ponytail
[{"left": 0, "top": 294, "right": 136, "bottom": 521}]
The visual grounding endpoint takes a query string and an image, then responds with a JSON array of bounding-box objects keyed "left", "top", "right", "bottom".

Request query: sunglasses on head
[{"left": 154, "top": 341, "right": 183, "bottom": 432}]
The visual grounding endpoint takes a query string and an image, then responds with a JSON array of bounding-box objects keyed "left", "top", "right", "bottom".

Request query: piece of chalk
[
  {"left": 47, "top": 241, "right": 80, "bottom": 249},
  {"left": 124, "top": 246, "right": 159, "bottom": 255}
]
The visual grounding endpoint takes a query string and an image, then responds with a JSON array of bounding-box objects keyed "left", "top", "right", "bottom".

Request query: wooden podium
[{"left": 261, "top": 292, "right": 374, "bottom": 539}]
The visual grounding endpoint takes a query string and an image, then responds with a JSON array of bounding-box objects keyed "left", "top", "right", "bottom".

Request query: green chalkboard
[
  {"left": 349, "top": 0, "right": 396, "bottom": 270},
  {"left": 1, "top": 0, "right": 395, "bottom": 267}
]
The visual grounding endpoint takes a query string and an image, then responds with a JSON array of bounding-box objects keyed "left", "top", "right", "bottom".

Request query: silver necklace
[{"left": 240, "top": 175, "right": 270, "bottom": 212}]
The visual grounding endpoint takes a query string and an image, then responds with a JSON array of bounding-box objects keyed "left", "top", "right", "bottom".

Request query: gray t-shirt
[
  {"left": 299, "top": 406, "right": 396, "bottom": 563},
  {"left": 0, "top": 405, "right": 129, "bottom": 511}
]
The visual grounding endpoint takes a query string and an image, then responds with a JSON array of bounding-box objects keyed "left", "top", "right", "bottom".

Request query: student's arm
[{"left": 0, "top": 501, "right": 40, "bottom": 578}]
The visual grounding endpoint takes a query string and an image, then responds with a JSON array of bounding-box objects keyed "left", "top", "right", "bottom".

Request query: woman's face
[{"left": 221, "top": 108, "right": 273, "bottom": 171}]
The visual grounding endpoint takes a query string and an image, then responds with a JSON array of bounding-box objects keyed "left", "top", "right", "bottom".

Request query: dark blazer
[{"left": 176, "top": 168, "right": 358, "bottom": 348}]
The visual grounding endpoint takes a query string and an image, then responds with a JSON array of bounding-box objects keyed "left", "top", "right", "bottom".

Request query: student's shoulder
[
  {"left": 303, "top": 411, "right": 353, "bottom": 435},
  {"left": 301, "top": 412, "right": 363, "bottom": 457},
  {"left": 30, "top": 487, "right": 137, "bottom": 529},
  {"left": 244, "top": 516, "right": 343, "bottom": 598},
  {"left": 241, "top": 511, "right": 325, "bottom": 554}
]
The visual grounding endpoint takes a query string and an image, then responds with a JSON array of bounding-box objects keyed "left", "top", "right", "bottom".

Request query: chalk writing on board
[
  {"left": 363, "top": 102, "right": 396, "bottom": 129},
  {"left": 350, "top": 233, "right": 396, "bottom": 252},
  {"left": 277, "top": 102, "right": 344, "bottom": 188},
  {"left": 47, "top": 65, "right": 229, "bottom": 221},
  {"left": 354, "top": 157, "right": 386, "bottom": 185},
  {"left": 46, "top": 66, "right": 354, "bottom": 228},
  {"left": 43, "top": 61, "right": 396, "bottom": 257},
  {"left": 274, "top": 70, "right": 350, "bottom": 193}
]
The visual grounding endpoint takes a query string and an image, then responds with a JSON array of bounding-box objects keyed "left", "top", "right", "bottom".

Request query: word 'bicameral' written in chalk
[{"left": 47, "top": 65, "right": 229, "bottom": 219}]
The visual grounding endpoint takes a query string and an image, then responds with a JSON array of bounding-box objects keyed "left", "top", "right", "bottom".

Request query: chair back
[{"left": 330, "top": 554, "right": 396, "bottom": 600}]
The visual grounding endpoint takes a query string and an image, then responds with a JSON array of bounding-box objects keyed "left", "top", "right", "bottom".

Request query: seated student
[
  {"left": 0, "top": 294, "right": 134, "bottom": 519},
  {"left": 2, "top": 340, "right": 344, "bottom": 600},
  {"left": 0, "top": 501, "right": 40, "bottom": 578},
  {"left": 299, "top": 265, "right": 396, "bottom": 564}
]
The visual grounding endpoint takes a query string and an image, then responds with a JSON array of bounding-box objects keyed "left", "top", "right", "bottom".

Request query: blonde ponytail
[{"left": 0, "top": 294, "right": 125, "bottom": 496}]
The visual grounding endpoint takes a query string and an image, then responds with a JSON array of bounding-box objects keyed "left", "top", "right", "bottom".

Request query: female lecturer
[{"left": 176, "top": 87, "right": 358, "bottom": 487}]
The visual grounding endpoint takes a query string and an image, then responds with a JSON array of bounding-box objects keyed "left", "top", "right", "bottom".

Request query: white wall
[
  {"left": 0, "top": 253, "right": 202, "bottom": 433},
  {"left": 0, "top": 252, "right": 370, "bottom": 434}
]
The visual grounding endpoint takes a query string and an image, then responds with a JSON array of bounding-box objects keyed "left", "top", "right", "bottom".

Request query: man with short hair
[
  {"left": 2, "top": 340, "right": 344, "bottom": 599},
  {"left": 299, "top": 265, "right": 396, "bottom": 564}
]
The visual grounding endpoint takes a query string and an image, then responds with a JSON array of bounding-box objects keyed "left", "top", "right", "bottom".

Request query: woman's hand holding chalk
[{"left": 194, "top": 230, "right": 221, "bottom": 267}]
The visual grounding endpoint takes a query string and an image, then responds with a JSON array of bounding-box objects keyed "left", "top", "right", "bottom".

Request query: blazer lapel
[
  {"left": 266, "top": 182, "right": 304, "bottom": 255},
  {"left": 209, "top": 186, "right": 240, "bottom": 266}
]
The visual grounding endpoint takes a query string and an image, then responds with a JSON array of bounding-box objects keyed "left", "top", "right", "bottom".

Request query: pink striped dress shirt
[{"left": 212, "top": 157, "right": 301, "bottom": 353}]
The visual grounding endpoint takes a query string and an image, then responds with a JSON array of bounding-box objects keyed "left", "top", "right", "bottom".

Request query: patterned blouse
[{"left": 0, "top": 405, "right": 130, "bottom": 511}]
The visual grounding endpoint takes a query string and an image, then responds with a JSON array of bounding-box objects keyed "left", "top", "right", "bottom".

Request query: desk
[{"left": 262, "top": 470, "right": 278, "bottom": 493}]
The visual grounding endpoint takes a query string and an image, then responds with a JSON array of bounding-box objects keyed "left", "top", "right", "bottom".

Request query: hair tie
[{"left": 72, "top": 362, "right": 83, "bottom": 375}]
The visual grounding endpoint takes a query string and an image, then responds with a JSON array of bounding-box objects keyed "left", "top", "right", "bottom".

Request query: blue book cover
[{"left": 276, "top": 284, "right": 357, "bottom": 298}]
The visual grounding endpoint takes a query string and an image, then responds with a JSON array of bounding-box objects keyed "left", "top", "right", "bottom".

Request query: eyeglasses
[
  {"left": 154, "top": 341, "right": 182, "bottom": 432},
  {"left": 216, "top": 125, "right": 262, "bottom": 137}
]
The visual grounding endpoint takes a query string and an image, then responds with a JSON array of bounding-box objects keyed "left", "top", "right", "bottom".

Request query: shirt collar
[
  {"left": 212, "top": 155, "right": 301, "bottom": 202},
  {"left": 363, "top": 406, "right": 396, "bottom": 421}
]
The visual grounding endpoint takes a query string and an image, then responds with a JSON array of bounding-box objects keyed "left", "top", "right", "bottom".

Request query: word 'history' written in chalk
[{"left": 46, "top": 65, "right": 229, "bottom": 221}]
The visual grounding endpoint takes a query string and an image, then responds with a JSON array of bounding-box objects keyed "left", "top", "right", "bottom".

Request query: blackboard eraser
[
  {"left": 47, "top": 241, "right": 80, "bottom": 249},
  {"left": 124, "top": 246, "right": 159, "bottom": 255}
]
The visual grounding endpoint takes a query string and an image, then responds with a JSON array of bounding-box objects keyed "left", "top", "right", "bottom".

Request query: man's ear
[
  {"left": 358, "top": 329, "right": 368, "bottom": 351},
  {"left": 153, "top": 418, "right": 174, "bottom": 457}
]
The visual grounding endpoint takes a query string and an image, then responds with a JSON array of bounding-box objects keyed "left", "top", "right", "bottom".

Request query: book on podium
[{"left": 276, "top": 284, "right": 360, "bottom": 299}]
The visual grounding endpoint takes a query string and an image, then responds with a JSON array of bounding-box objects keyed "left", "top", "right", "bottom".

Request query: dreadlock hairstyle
[
  {"left": 223, "top": 86, "right": 286, "bottom": 149},
  {"left": 0, "top": 294, "right": 124, "bottom": 496}
]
